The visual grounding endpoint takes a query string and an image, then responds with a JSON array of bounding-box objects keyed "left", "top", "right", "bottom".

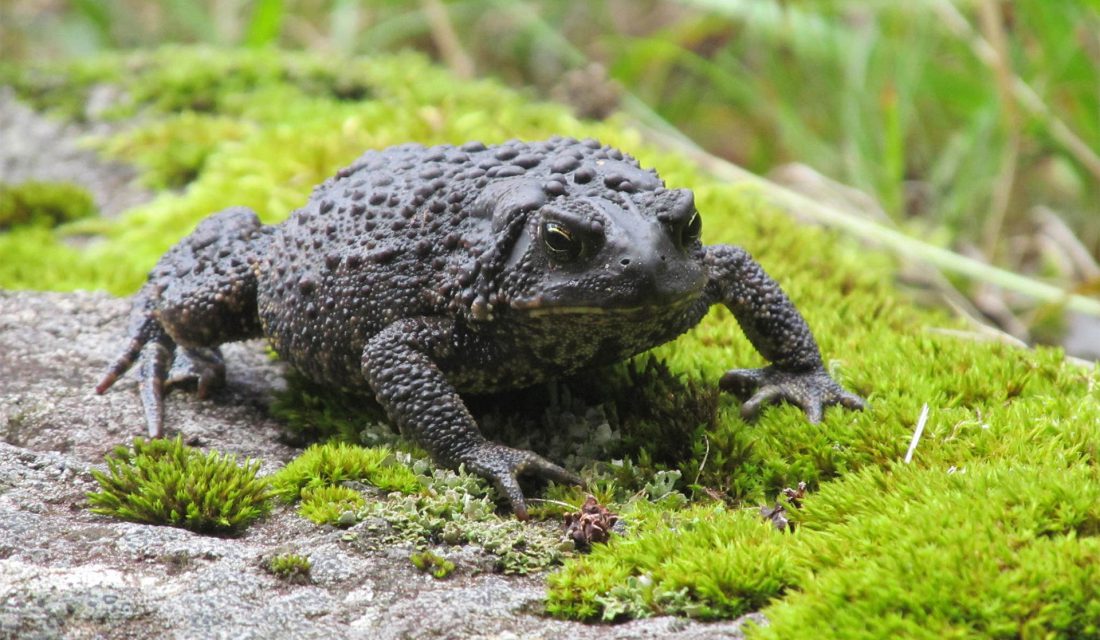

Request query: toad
[{"left": 96, "top": 137, "right": 865, "bottom": 518}]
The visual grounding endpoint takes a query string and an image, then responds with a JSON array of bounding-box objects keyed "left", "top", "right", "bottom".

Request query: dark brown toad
[{"left": 96, "top": 137, "right": 865, "bottom": 518}]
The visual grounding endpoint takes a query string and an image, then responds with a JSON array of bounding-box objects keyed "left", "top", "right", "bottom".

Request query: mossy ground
[{"left": 6, "top": 48, "right": 1098, "bottom": 637}]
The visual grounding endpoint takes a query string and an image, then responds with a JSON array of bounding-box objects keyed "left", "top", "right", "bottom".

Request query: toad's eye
[
  {"left": 681, "top": 210, "right": 702, "bottom": 246},
  {"left": 542, "top": 221, "right": 583, "bottom": 261}
]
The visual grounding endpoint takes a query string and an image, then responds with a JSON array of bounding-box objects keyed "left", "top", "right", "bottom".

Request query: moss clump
[
  {"left": 410, "top": 551, "right": 456, "bottom": 579},
  {"left": 87, "top": 436, "right": 272, "bottom": 534},
  {"left": 298, "top": 484, "right": 366, "bottom": 526},
  {"left": 93, "top": 113, "right": 253, "bottom": 189},
  {"left": 549, "top": 383, "right": 1100, "bottom": 628},
  {"left": 272, "top": 445, "right": 573, "bottom": 573},
  {"left": 265, "top": 553, "right": 312, "bottom": 585},
  {"left": 0, "top": 181, "right": 95, "bottom": 230},
  {"left": 547, "top": 503, "right": 797, "bottom": 621},
  {"left": 269, "top": 442, "right": 421, "bottom": 501}
]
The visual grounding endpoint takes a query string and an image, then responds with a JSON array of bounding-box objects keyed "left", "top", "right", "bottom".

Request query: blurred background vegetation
[{"left": 2, "top": 0, "right": 1098, "bottom": 353}]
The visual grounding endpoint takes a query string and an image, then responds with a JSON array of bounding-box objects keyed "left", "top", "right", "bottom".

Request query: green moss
[
  {"left": 268, "top": 441, "right": 574, "bottom": 573},
  {"left": 87, "top": 436, "right": 272, "bottom": 534},
  {"left": 93, "top": 113, "right": 254, "bottom": 189},
  {"left": 547, "top": 503, "right": 798, "bottom": 621},
  {"left": 754, "top": 463, "right": 1100, "bottom": 639},
  {"left": 410, "top": 551, "right": 456, "bottom": 579},
  {"left": 269, "top": 442, "right": 421, "bottom": 501},
  {"left": 265, "top": 553, "right": 312, "bottom": 584},
  {"left": 0, "top": 181, "right": 95, "bottom": 230},
  {"left": 550, "top": 351, "right": 1100, "bottom": 625},
  {"left": 0, "top": 46, "right": 645, "bottom": 295},
  {"left": 298, "top": 484, "right": 366, "bottom": 526},
  {"left": 0, "top": 47, "right": 374, "bottom": 120}
]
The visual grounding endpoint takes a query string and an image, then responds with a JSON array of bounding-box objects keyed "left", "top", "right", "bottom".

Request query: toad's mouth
[{"left": 510, "top": 291, "right": 700, "bottom": 318}]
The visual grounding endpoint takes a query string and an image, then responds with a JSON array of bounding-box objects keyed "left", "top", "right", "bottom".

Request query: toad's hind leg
[{"left": 96, "top": 207, "right": 271, "bottom": 437}]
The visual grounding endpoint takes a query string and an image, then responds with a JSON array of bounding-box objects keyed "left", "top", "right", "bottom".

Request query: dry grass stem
[{"left": 904, "top": 404, "right": 930, "bottom": 464}]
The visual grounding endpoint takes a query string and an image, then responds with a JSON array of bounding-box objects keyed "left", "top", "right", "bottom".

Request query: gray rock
[
  {"left": 0, "top": 87, "right": 152, "bottom": 219},
  {"left": 0, "top": 290, "right": 761, "bottom": 639}
]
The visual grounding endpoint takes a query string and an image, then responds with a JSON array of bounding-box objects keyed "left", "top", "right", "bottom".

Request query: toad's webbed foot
[
  {"left": 459, "top": 442, "right": 583, "bottom": 521},
  {"left": 166, "top": 347, "right": 226, "bottom": 398},
  {"left": 720, "top": 365, "right": 866, "bottom": 423},
  {"left": 96, "top": 311, "right": 173, "bottom": 438},
  {"left": 96, "top": 315, "right": 230, "bottom": 438}
]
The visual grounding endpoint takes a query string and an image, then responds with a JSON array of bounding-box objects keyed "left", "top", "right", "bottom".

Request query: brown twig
[
  {"left": 420, "top": 0, "right": 475, "bottom": 80},
  {"left": 976, "top": 0, "right": 1020, "bottom": 261}
]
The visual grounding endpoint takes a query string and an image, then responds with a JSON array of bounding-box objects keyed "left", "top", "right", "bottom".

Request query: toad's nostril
[
  {"left": 620, "top": 258, "right": 631, "bottom": 266},
  {"left": 659, "top": 254, "right": 666, "bottom": 262}
]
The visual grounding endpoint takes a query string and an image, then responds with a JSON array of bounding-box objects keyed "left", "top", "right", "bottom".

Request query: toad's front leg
[
  {"left": 362, "top": 318, "right": 581, "bottom": 519},
  {"left": 704, "top": 244, "right": 865, "bottom": 423}
]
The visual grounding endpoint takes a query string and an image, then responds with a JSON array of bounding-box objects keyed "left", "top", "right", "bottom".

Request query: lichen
[
  {"left": 271, "top": 447, "right": 577, "bottom": 573},
  {"left": 358, "top": 459, "right": 572, "bottom": 573},
  {"left": 87, "top": 436, "right": 272, "bottom": 534}
]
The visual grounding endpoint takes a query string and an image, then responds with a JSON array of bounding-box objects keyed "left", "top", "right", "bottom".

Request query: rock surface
[
  {"left": 0, "top": 88, "right": 152, "bottom": 219},
  {"left": 0, "top": 290, "right": 763, "bottom": 639}
]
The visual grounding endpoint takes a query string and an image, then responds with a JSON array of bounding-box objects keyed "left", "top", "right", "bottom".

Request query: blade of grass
[
  {"left": 976, "top": 0, "right": 1020, "bottom": 260},
  {"left": 328, "top": 0, "right": 363, "bottom": 55},
  {"left": 69, "top": 0, "right": 112, "bottom": 41},
  {"left": 245, "top": 0, "right": 285, "bottom": 48}
]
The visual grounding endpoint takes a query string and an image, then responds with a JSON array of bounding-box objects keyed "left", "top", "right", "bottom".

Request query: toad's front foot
[
  {"left": 459, "top": 442, "right": 583, "bottom": 521},
  {"left": 720, "top": 365, "right": 865, "bottom": 423},
  {"left": 96, "top": 319, "right": 229, "bottom": 438}
]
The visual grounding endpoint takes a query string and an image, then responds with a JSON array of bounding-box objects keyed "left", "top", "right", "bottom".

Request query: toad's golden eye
[
  {"left": 542, "top": 221, "right": 583, "bottom": 261},
  {"left": 681, "top": 211, "right": 702, "bottom": 246}
]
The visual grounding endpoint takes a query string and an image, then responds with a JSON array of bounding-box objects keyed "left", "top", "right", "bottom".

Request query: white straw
[{"left": 904, "top": 404, "right": 930, "bottom": 464}]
